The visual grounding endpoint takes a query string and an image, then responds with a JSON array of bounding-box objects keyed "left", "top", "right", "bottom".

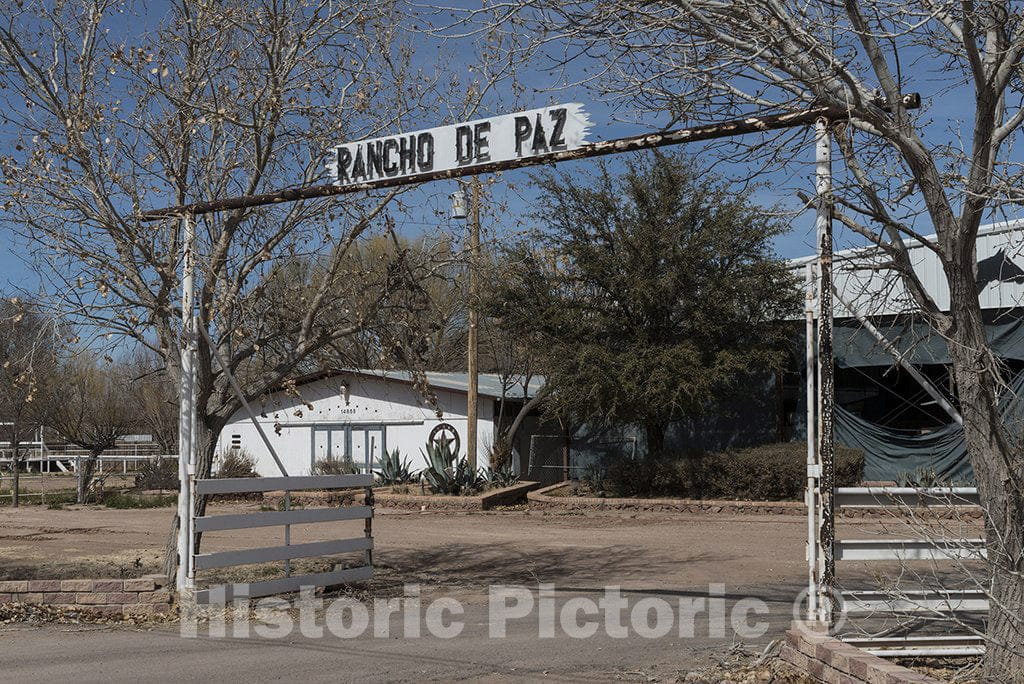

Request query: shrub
[
  {"left": 45, "top": 491, "right": 79, "bottom": 509},
  {"left": 421, "top": 439, "right": 485, "bottom": 495},
  {"left": 594, "top": 457, "right": 687, "bottom": 498},
  {"left": 215, "top": 449, "right": 260, "bottom": 478},
  {"left": 485, "top": 436, "right": 513, "bottom": 472},
  {"left": 104, "top": 493, "right": 177, "bottom": 509},
  {"left": 311, "top": 457, "right": 359, "bottom": 475},
  {"left": 582, "top": 442, "right": 864, "bottom": 501},
  {"left": 896, "top": 467, "right": 970, "bottom": 488},
  {"left": 694, "top": 442, "right": 864, "bottom": 501},
  {"left": 134, "top": 458, "right": 179, "bottom": 490},
  {"left": 375, "top": 449, "right": 416, "bottom": 485}
]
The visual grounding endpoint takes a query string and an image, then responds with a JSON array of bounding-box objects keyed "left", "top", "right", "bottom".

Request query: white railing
[
  {"left": 0, "top": 454, "right": 179, "bottom": 501},
  {"left": 0, "top": 453, "right": 177, "bottom": 473},
  {"left": 835, "top": 486, "right": 987, "bottom": 657}
]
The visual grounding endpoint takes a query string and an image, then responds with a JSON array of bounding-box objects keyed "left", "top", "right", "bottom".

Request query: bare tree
[
  {"left": 128, "top": 348, "right": 179, "bottom": 455},
  {"left": 49, "top": 355, "right": 137, "bottom": 503},
  {"left": 0, "top": 297, "right": 59, "bottom": 507},
  {"left": 479, "top": 251, "right": 548, "bottom": 466},
  {"left": 0, "top": 0, "right": 517, "bottom": 470},
  {"left": 0, "top": 0, "right": 417, "bottom": 474},
  {"left": 0, "top": 0, "right": 465, "bottom": 533},
  {"left": 316, "top": 230, "right": 471, "bottom": 373},
  {"left": 0, "top": 2, "right": 526, "bottom": 580},
  {"left": 462, "top": 1, "right": 1024, "bottom": 674}
]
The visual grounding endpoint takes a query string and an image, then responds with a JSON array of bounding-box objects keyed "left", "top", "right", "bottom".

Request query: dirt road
[
  {"left": 0, "top": 505, "right": 823, "bottom": 681},
  {"left": 0, "top": 504, "right": 809, "bottom": 588}
]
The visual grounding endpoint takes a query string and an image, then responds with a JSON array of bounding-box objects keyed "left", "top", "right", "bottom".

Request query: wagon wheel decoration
[{"left": 428, "top": 422, "right": 460, "bottom": 456}]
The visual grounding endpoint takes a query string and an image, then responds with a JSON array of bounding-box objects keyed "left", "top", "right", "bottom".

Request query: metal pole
[
  {"left": 363, "top": 485, "right": 374, "bottom": 568},
  {"left": 805, "top": 263, "right": 818, "bottom": 621},
  {"left": 814, "top": 119, "right": 836, "bottom": 624},
  {"left": 467, "top": 177, "right": 481, "bottom": 470},
  {"left": 188, "top": 305, "right": 198, "bottom": 587},
  {"left": 176, "top": 213, "right": 195, "bottom": 594}
]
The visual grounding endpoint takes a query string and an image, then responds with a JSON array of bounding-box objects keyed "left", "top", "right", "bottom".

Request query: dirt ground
[
  {"left": 0, "top": 472, "right": 136, "bottom": 497},
  {"left": 0, "top": 504, "right": 818, "bottom": 682},
  {"left": 0, "top": 501, "right": 974, "bottom": 586},
  {"left": 0, "top": 503, "right": 812, "bottom": 588},
  {"left": 0, "top": 503, "right": 981, "bottom": 681}
]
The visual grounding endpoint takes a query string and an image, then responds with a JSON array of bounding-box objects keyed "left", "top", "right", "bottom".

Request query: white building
[{"left": 217, "top": 369, "right": 545, "bottom": 477}]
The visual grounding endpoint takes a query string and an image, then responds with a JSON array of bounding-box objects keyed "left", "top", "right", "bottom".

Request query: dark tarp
[
  {"left": 834, "top": 315, "right": 1024, "bottom": 368},
  {"left": 835, "top": 409, "right": 974, "bottom": 482},
  {"left": 834, "top": 368, "right": 1024, "bottom": 483}
]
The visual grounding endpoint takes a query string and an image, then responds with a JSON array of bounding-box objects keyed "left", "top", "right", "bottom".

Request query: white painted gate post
[
  {"left": 814, "top": 119, "right": 836, "bottom": 624},
  {"left": 805, "top": 262, "right": 818, "bottom": 621},
  {"left": 177, "top": 212, "right": 196, "bottom": 594}
]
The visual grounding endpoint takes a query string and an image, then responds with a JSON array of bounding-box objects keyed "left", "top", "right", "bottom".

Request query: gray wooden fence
[{"left": 190, "top": 473, "right": 373, "bottom": 604}]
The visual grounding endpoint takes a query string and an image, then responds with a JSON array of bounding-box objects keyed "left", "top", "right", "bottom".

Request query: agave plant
[
  {"left": 375, "top": 448, "right": 417, "bottom": 485},
  {"left": 485, "top": 464, "right": 520, "bottom": 489},
  {"left": 421, "top": 439, "right": 485, "bottom": 495}
]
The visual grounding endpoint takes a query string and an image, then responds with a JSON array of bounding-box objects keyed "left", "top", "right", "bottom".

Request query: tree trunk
[
  {"left": 502, "top": 386, "right": 550, "bottom": 470},
  {"left": 11, "top": 442, "right": 20, "bottom": 508},
  {"left": 954, "top": 361, "right": 1024, "bottom": 677},
  {"left": 506, "top": 388, "right": 548, "bottom": 444},
  {"left": 985, "top": 553, "right": 1024, "bottom": 676},
  {"left": 644, "top": 419, "right": 667, "bottom": 460},
  {"left": 162, "top": 512, "right": 180, "bottom": 585},
  {"left": 774, "top": 370, "right": 787, "bottom": 441},
  {"left": 77, "top": 453, "right": 100, "bottom": 504},
  {"left": 559, "top": 416, "right": 571, "bottom": 482},
  {"left": 162, "top": 393, "right": 227, "bottom": 570},
  {"left": 191, "top": 420, "right": 220, "bottom": 554},
  {"left": 945, "top": 263, "right": 1024, "bottom": 676},
  {"left": 9, "top": 418, "right": 21, "bottom": 508}
]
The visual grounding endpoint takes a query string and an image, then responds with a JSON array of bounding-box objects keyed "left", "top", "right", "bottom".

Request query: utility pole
[{"left": 466, "top": 177, "right": 481, "bottom": 470}]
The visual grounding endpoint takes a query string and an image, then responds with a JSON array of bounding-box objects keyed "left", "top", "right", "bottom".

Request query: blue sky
[{"left": 0, "top": 3, "right": 1018, "bottom": 295}]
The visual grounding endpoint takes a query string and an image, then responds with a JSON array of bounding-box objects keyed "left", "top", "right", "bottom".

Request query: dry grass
[{"left": 0, "top": 549, "right": 163, "bottom": 581}]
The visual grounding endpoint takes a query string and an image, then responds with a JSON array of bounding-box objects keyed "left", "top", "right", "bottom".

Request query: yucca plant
[
  {"left": 421, "top": 439, "right": 485, "bottom": 495},
  {"left": 375, "top": 448, "right": 417, "bottom": 485}
]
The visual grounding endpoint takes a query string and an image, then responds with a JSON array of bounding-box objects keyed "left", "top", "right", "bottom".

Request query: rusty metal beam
[{"left": 139, "top": 95, "right": 921, "bottom": 221}]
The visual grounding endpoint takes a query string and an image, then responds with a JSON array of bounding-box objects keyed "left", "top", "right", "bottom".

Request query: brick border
[
  {"left": 373, "top": 481, "right": 540, "bottom": 511},
  {"left": 526, "top": 482, "right": 981, "bottom": 519},
  {"left": 0, "top": 575, "right": 173, "bottom": 618},
  {"left": 527, "top": 482, "right": 807, "bottom": 515},
  {"left": 781, "top": 621, "right": 940, "bottom": 683}
]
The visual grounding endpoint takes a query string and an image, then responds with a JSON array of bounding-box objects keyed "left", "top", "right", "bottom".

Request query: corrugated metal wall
[{"left": 790, "top": 218, "right": 1024, "bottom": 317}]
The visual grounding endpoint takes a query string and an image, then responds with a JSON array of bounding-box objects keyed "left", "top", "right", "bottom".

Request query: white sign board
[{"left": 327, "top": 104, "right": 592, "bottom": 186}]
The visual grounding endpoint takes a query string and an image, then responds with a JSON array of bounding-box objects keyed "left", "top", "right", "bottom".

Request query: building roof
[
  {"left": 288, "top": 368, "right": 546, "bottom": 400},
  {"left": 789, "top": 218, "right": 1024, "bottom": 317}
]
